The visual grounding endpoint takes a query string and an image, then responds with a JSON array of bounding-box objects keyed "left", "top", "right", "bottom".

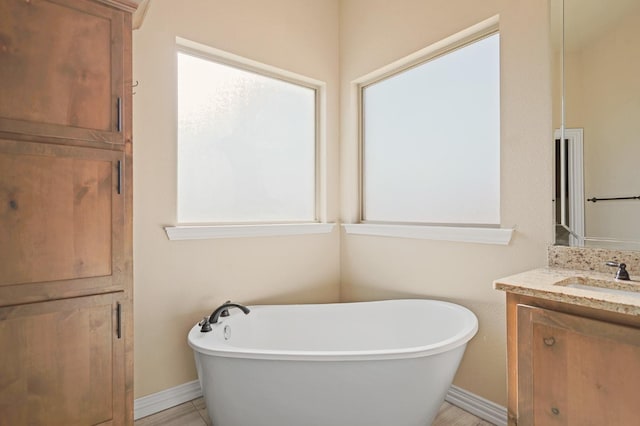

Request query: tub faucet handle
[
  {"left": 220, "top": 300, "right": 232, "bottom": 317},
  {"left": 606, "top": 261, "right": 630, "bottom": 280},
  {"left": 199, "top": 316, "right": 212, "bottom": 333}
]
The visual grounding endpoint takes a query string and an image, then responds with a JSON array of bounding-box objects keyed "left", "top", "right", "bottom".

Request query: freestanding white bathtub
[{"left": 188, "top": 299, "right": 478, "bottom": 426}]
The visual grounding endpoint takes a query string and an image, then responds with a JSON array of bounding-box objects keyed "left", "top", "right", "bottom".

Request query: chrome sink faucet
[{"left": 606, "top": 261, "right": 630, "bottom": 281}]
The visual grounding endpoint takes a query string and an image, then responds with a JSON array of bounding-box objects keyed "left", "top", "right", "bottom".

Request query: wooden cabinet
[
  {"left": 507, "top": 294, "right": 640, "bottom": 426},
  {"left": 0, "top": 139, "right": 126, "bottom": 304},
  {"left": 0, "top": 0, "right": 135, "bottom": 424},
  {"left": 0, "top": 0, "right": 128, "bottom": 145},
  {"left": 0, "top": 293, "right": 125, "bottom": 425}
]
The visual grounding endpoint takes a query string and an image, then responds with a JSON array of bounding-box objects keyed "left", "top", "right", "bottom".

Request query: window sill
[
  {"left": 164, "top": 223, "right": 336, "bottom": 240},
  {"left": 342, "top": 223, "right": 514, "bottom": 245}
]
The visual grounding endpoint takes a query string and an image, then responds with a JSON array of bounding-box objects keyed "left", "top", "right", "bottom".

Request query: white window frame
[
  {"left": 345, "top": 16, "right": 513, "bottom": 245},
  {"left": 165, "top": 37, "right": 334, "bottom": 240}
]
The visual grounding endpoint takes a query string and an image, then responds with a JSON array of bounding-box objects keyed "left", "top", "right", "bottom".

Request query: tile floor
[{"left": 135, "top": 397, "right": 495, "bottom": 426}]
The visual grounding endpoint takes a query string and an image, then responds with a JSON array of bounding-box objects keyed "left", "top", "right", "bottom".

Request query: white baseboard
[
  {"left": 134, "top": 380, "right": 203, "bottom": 420},
  {"left": 134, "top": 381, "right": 507, "bottom": 425},
  {"left": 446, "top": 385, "right": 508, "bottom": 426}
]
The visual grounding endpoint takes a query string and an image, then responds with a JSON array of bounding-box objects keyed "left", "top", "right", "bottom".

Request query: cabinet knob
[{"left": 543, "top": 337, "right": 556, "bottom": 346}]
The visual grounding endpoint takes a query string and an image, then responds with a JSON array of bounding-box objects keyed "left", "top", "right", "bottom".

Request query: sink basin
[
  {"left": 555, "top": 276, "right": 640, "bottom": 298},
  {"left": 563, "top": 283, "right": 640, "bottom": 298}
]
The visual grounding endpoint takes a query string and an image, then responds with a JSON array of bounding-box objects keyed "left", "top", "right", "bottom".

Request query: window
[
  {"left": 361, "top": 31, "right": 500, "bottom": 226},
  {"left": 177, "top": 46, "right": 318, "bottom": 224}
]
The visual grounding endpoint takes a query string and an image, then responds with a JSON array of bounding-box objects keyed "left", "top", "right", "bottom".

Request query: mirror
[{"left": 553, "top": 0, "right": 640, "bottom": 250}]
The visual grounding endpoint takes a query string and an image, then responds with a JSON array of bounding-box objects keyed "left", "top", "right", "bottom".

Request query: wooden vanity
[{"left": 495, "top": 263, "right": 640, "bottom": 426}]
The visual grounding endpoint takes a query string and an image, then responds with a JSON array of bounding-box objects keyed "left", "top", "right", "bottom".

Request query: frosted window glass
[
  {"left": 177, "top": 52, "right": 316, "bottom": 223},
  {"left": 362, "top": 33, "right": 500, "bottom": 225}
]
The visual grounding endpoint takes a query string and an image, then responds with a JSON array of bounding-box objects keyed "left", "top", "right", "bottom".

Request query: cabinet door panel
[
  {"left": 0, "top": 0, "right": 124, "bottom": 143},
  {"left": 0, "top": 293, "right": 124, "bottom": 426},
  {"left": 0, "top": 139, "right": 125, "bottom": 304},
  {"left": 517, "top": 304, "right": 640, "bottom": 426}
]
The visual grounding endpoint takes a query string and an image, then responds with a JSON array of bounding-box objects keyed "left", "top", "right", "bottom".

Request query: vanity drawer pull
[{"left": 543, "top": 337, "right": 556, "bottom": 346}]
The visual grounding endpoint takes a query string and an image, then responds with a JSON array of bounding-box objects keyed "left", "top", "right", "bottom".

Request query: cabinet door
[
  {"left": 0, "top": 293, "right": 125, "bottom": 426},
  {"left": 517, "top": 304, "right": 640, "bottom": 426},
  {"left": 0, "top": 139, "right": 125, "bottom": 305},
  {"left": 0, "top": 0, "right": 125, "bottom": 144}
]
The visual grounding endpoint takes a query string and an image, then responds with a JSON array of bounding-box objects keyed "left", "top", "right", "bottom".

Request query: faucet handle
[
  {"left": 220, "top": 300, "right": 232, "bottom": 317},
  {"left": 199, "top": 316, "right": 213, "bottom": 333},
  {"left": 606, "top": 261, "right": 630, "bottom": 281}
]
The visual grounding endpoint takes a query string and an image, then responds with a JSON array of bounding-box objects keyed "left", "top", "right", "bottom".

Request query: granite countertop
[{"left": 494, "top": 267, "right": 640, "bottom": 316}]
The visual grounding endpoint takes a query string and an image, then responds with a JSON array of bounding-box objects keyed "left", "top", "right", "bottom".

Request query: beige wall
[
  {"left": 339, "top": 0, "right": 553, "bottom": 405},
  {"left": 134, "top": 0, "right": 554, "bottom": 407},
  {"left": 133, "top": 0, "right": 341, "bottom": 398}
]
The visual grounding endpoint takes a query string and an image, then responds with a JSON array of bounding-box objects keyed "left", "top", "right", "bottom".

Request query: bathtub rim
[{"left": 188, "top": 299, "right": 478, "bottom": 362}]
